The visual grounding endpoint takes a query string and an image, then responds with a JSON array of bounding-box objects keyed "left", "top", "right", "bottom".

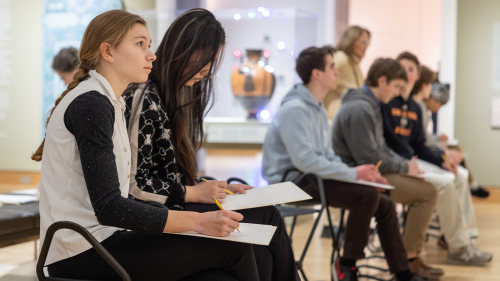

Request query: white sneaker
[{"left": 447, "top": 244, "right": 493, "bottom": 266}]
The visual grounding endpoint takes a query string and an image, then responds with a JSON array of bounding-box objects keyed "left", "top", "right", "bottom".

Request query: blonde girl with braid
[{"left": 36, "top": 9, "right": 259, "bottom": 280}]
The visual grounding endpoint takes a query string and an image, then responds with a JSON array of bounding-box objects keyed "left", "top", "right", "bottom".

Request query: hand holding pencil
[
  {"left": 442, "top": 154, "right": 458, "bottom": 175},
  {"left": 212, "top": 196, "right": 240, "bottom": 232}
]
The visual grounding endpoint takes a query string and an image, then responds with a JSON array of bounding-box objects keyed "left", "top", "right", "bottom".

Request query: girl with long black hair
[{"left": 124, "top": 8, "right": 300, "bottom": 281}]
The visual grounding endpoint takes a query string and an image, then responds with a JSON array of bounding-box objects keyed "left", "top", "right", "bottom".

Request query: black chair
[
  {"left": 275, "top": 168, "right": 341, "bottom": 281},
  {"left": 36, "top": 221, "right": 131, "bottom": 281},
  {"left": 36, "top": 220, "right": 238, "bottom": 281}
]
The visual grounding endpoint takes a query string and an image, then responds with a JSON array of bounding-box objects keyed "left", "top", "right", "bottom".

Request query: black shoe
[
  {"left": 336, "top": 258, "right": 358, "bottom": 281},
  {"left": 471, "top": 186, "right": 490, "bottom": 198}
]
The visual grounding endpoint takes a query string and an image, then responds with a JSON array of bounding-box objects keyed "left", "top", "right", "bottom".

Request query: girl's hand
[
  {"left": 197, "top": 210, "right": 243, "bottom": 236},
  {"left": 226, "top": 184, "right": 254, "bottom": 194},
  {"left": 185, "top": 180, "right": 227, "bottom": 203}
]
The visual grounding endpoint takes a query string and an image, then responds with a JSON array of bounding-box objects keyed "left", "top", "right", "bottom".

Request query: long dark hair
[{"left": 149, "top": 8, "right": 225, "bottom": 185}]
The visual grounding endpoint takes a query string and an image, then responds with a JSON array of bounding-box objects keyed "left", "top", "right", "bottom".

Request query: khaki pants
[
  {"left": 384, "top": 174, "right": 439, "bottom": 253},
  {"left": 416, "top": 159, "right": 478, "bottom": 251}
]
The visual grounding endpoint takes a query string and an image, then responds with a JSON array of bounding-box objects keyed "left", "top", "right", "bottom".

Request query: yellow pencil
[
  {"left": 202, "top": 178, "right": 234, "bottom": 195},
  {"left": 212, "top": 196, "right": 239, "bottom": 232},
  {"left": 375, "top": 160, "right": 382, "bottom": 172},
  {"left": 442, "top": 154, "right": 453, "bottom": 170}
]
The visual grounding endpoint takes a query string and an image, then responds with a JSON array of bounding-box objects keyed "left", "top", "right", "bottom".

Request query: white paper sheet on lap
[
  {"left": 220, "top": 182, "right": 312, "bottom": 211},
  {"left": 170, "top": 223, "right": 277, "bottom": 246}
]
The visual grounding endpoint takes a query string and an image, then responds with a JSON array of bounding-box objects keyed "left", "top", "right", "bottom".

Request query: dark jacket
[
  {"left": 332, "top": 87, "right": 409, "bottom": 174},
  {"left": 380, "top": 96, "right": 444, "bottom": 167}
]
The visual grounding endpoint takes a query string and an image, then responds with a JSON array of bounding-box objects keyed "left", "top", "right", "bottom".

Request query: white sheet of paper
[
  {"left": 356, "top": 180, "right": 394, "bottom": 189},
  {"left": 10, "top": 189, "right": 38, "bottom": 196},
  {"left": 332, "top": 178, "right": 394, "bottom": 189},
  {"left": 170, "top": 223, "right": 277, "bottom": 246},
  {"left": 0, "top": 194, "right": 38, "bottom": 204},
  {"left": 221, "top": 182, "right": 312, "bottom": 211}
]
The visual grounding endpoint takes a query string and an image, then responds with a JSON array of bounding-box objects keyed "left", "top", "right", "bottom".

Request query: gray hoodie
[
  {"left": 332, "top": 88, "right": 409, "bottom": 174},
  {"left": 262, "top": 84, "right": 357, "bottom": 184}
]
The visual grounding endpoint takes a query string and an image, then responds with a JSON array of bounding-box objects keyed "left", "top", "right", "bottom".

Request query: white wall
[
  {"left": 348, "top": 0, "right": 442, "bottom": 74},
  {"left": 437, "top": 0, "right": 457, "bottom": 139},
  {"left": 0, "top": 0, "right": 43, "bottom": 171},
  {"left": 454, "top": 0, "right": 500, "bottom": 185}
]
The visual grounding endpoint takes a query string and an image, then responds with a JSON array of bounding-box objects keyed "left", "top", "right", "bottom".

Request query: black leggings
[
  {"left": 185, "top": 204, "right": 299, "bottom": 281},
  {"left": 48, "top": 205, "right": 299, "bottom": 281}
]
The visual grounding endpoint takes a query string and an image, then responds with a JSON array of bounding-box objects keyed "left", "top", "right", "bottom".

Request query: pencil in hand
[
  {"left": 202, "top": 178, "right": 234, "bottom": 195},
  {"left": 212, "top": 196, "right": 239, "bottom": 232},
  {"left": 375, "top": 160, "right": 382, "bottom": 172},
  {"left": 442, "top": 154, "right": 454, "bottom": 171}
]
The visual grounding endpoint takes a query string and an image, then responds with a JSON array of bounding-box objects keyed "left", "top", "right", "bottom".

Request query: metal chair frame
[
  {"left": 274, "top": 169, "right": 341, "bottom": 281},
  {"left": 36, "top": 221, "right": 131, "bottom": 281}
]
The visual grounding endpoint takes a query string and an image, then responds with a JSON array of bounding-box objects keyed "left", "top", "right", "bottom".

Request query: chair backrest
[{"left": 36, "top": 221, "right": 131, "bottom": 281}]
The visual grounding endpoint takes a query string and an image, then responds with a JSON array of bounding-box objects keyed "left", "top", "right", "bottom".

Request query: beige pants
[
  {"left": 384, "top": 174, "right": 439, "bottom": 253},
  {"left": 416, "top": 159, "right": 478, "bottom": 251}
]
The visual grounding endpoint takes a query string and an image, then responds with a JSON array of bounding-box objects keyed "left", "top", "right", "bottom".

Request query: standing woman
[
  {"left": 124, "top": 8, "right": 300, "bottom": 281},
  {"left": 324, "top": 25, "right": 371, "bottom": 120},
  {"left": 33, "top": 10, "right": 260, "bottom": 281}
]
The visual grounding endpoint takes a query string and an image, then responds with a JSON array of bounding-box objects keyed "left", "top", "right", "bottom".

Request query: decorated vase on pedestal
[{"left": 231, "top": 49, "right": 275, "bottom": 118}]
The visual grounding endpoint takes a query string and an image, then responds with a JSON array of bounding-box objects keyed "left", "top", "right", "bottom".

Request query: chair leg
[
  {"left": 289, "top": 215, "right": 298, "bottom": 241},
  {"left": 297, "top": 208, "right": 324, "bottom": 266},
  {"left": 299, "top": 268, "right": 309, "bottom": 281},
  {"left": 34, "top": 239, "right": 38, "bottom": 260},
  {"left": 330, "top": 209, "right": 345, "bottom": 281}
]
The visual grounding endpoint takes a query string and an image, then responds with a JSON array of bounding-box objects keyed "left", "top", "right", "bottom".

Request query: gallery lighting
[
  {"left": 264, "top": 65, "right": 274, "bottom": 73},
  {"left": 262, "top": 9, "right": 271, "bottom": 18},
  {"left": 258, "top": 109, "right": 271, "bottom": 121},
  {"left": 277, "top": 41, "right": 286, "bottom": 50}
]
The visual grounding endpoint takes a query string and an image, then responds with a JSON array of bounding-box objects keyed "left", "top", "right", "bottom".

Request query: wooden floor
[
  {"left": 287, "top": 190, "right": 500, "bottom": 281},
  {"left": 0, "top": 150, "right": 499, "bottom": 280}
]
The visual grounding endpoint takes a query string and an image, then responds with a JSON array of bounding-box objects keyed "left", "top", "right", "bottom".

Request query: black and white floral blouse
[{"left": 124, "top": 82, "right": 186, "bottom": 210}]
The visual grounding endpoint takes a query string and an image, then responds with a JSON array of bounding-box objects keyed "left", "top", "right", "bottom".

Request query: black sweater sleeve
[
  {"left": 411, "top": 105, "right": 444, "bottom": 167},
  {"left": 64, "top": 91, "right": 169, "bottom": 234}
]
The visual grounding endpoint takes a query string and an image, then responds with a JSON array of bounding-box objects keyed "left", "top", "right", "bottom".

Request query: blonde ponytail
[
  {"left": 31, "top": 10, "right": 146, "bottom": 162},
  {"left": 31, "top": 65, "right": 92, "bottom": 161}
]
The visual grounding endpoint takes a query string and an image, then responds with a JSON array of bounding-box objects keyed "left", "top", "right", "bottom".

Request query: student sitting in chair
[
  {"left": 262, "top": 46, "right": 429, "bottom": 281},
  {"left": 332, "top": 58, "right": 443, "bottom": 279},
  {"left": 418, "top": 81, "right": 490, "bottom": 198},
  {"left": 124, "top": 8, "right": 300, "bottom": 281},
  {"left": 380, "top": 52, "right": 492, "bottom": 266}
]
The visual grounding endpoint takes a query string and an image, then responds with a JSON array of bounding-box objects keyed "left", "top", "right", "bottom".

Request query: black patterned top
[{"left": 124, "top": 83, "right": 186, "bottom": 209}]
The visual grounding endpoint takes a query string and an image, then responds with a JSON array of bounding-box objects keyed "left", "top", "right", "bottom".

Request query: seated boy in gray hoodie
[
  {"left": 262, "top": 47, "right": 428, "bottom": 281},
  {"left": 332, "top": 58, "right": 442, "bottom": 279}
]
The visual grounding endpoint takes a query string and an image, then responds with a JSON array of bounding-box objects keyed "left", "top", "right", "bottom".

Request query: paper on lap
[
  {"left": 331, "top": 178, "right": 394, "bottom": 189},
  {"left": 220, "top": 182, "right": 312, "bottom": 211},
  {"left": 0, "top": 194, "right": 38, "bottom": 204},
  {"left": 170, "top": 223, "right": 277, "bottom": 246},
  {"left": 355, "top": 180, "right": 394, "bottom": 189}
]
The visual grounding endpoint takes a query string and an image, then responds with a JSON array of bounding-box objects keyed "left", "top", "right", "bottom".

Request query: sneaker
[
  {"left": 471, "top": 186, "right": 490, "bottom": 198},
  {"left": 447, "top": 244, "right": 493, "bottom": 266},
  {"left": 336, "top": 258, "right": 358, "bottom": 281}
]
